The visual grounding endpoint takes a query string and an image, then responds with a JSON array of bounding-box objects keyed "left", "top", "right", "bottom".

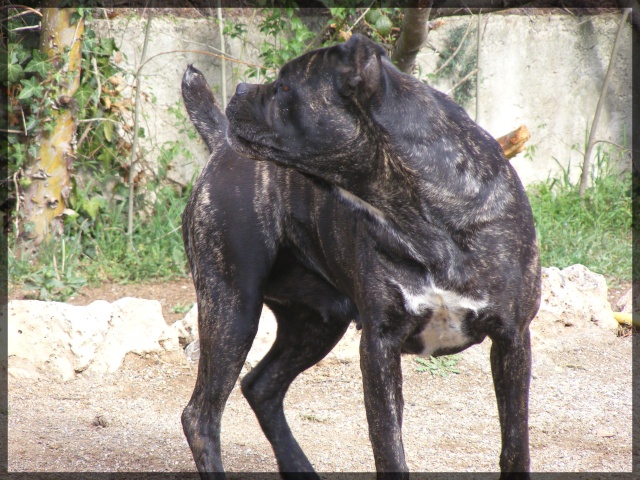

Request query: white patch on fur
[
  {"left": 197, "top": 189, "right": 211, "bottom": 207},
  {"left": 395, "top": 280, "right": 489, "bottom": 357},
  {"left": 336, "top": 187, "right": 387, "bottom": 224},
  {"left": 398, "top": 280, "right": 488, "bottom": 316}
]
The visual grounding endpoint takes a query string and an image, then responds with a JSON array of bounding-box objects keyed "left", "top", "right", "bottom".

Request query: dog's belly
[{"left": 398, "top": 281, "right": 488, "bottom": 357}]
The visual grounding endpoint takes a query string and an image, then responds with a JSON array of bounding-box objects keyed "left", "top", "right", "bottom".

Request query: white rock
[
  {"left": 532, "top": 265, "right": 618, "bottom": 336},
  {"left": 8, "top": 357, "right": 42, "bottom": 380},
  {"left": 184, "top": 305, "right": 278, "bottom": 366},
  {"left": 184, "top": 307, "right": 363, "bottom": 366},
  {"left": 9, "top": 300, "right": 112, "bottom": 381},
  {"left": 561, "top": 264, "right": 609, "bottom": 302},
  {"left": 324, "top": 323, "right": 361, "bottom": 364},
  {"left": 246, "top": 306, "right": 278, "bottom": 367},
  {"left": 87, "top": 297, "right": 179, "bottom": 374},
  {"left": 615, "top": 287, "right": 634, "bottom": 314},
  {"left": 172, "top": 303, "right": 198, "bottom": 346},
  {"left": 8, "top": 297, "right": 179, "bottom": 380}
]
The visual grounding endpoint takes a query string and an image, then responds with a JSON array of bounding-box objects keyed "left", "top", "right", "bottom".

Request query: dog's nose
[{"left": 235, "top": 82, "right": 251, "bottom": 95}]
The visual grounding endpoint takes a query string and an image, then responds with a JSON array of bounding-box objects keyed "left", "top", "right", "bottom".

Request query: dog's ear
[{"left": 338, "top": 34, "right": 385, "bottom": 99}]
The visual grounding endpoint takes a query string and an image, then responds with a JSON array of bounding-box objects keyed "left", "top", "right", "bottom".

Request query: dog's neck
[
  {"left": 330, "top": 140, "right": 467, "bottom": 281},
  {"left": 325, "top": 71, "right": 480, "bottom": 280}
]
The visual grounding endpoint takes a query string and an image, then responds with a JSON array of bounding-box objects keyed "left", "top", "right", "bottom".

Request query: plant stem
[
  {"left": 127, "top": 7, "right": 154, "bottom": 251},
  {"left": 217, "top": 1, "right": 227, "bottom": 109},
  {"left": 446, "top": 68, "right": 478, "bottom": 95},
  {"left": 579, "top": 8, "right": 630, "bottom": 197},
  {"left": 391, "top": 5, "right": 432, "bottom": 73}
]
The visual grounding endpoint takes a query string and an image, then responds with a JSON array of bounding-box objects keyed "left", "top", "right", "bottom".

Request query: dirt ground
[{"left": 7, "top": 278, "right": 634, "bottom": 474}]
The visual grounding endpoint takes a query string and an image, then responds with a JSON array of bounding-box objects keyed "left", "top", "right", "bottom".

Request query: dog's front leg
[
  {"left": 490, "top": 327, "right": 532, "bottom": 479},
  {"left": 360, "top": 324, "right": 409, "bottom": 480}
]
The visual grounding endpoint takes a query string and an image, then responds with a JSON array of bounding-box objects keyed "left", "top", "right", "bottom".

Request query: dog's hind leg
[
  {"left": 241, "top": 301, "right": 351, "bottom": 478},
  {"left": 181, "top": 278, "right": 263, "bottom": 478},
  {"left": 489, "top": 326, "right": 532, "bottom": 479}
]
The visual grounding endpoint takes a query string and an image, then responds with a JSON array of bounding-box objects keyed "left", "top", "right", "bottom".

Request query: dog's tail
[{"left": 181, "top": 64, "right": 228, "bottom": 153}]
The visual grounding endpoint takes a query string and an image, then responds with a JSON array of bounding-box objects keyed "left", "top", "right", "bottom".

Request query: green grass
[
  {"left": 9, "top": 184, "right": 190, "bottom": 300},
  {"left": 526, "top": 147, "right": 631, "bottom": 282},
  {"left": 415, "top": 355, "right": 461, "bottom": 377},
  {"left": 171, "top": 302, "right": 194, "bottom": 314}
]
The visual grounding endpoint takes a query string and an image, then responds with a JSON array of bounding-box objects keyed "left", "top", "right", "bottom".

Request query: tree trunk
[
  {"left": 391, "top": 3, "right": 432, "bottom": 74},
  {"left": 20, "top": 8, "right": 84, "bottom": 252}
]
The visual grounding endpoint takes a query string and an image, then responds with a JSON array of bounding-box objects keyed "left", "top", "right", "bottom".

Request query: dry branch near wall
[{"left": 496, "top": 125, "right": 531, "bottom": 160}]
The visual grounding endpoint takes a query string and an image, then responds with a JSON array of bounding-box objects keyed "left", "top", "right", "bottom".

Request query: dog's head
[{"left": 225, "top": 35, "right": 388, "bottom": 179}]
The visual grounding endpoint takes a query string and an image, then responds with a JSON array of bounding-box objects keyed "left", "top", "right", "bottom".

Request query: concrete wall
[
  {"left": 91, "top": 10, "right": 633, "bottom": 188},
  {"left": 418, "top": 12, "right": 633, "bottom": 185}
]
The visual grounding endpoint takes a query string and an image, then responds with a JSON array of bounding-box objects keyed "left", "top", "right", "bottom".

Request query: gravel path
[{"left": 8, "top": 299, "right": 633, "bottom": 474}]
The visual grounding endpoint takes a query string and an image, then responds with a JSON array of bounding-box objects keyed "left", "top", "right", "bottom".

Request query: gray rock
[
  {"left": 184, "top": 339, "right": 200, "bottom": 363},
  {"left": 615, "top": 287, "right": 634, "bottom": 314}
]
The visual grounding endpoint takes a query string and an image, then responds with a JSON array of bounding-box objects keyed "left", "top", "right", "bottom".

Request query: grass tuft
[
  {"left": 526, "top": 145, "right": 631, "bottom": 282},
  {"left": 9, "top": 183, "right": 190, "bottom": 300},
  {"left": 415, "top": 355, "right": 461, "bottom": 377}
]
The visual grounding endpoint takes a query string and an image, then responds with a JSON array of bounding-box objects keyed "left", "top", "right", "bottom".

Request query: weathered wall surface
[
  {"left": 418, "top": 12, "right": 633, "bottom": 185},
  {"left": 91, "top": 11, "right": 633, "bottom": 187}
]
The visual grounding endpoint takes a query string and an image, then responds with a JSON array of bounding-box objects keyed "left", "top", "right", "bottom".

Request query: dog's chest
[{"left": 395, "top": 280, "right": 488, "bottom": 357}]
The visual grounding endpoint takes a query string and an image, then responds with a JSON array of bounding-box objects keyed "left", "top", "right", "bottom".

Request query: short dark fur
[{"left": 181, "top": 34, "right": 541, "bottom": 479}]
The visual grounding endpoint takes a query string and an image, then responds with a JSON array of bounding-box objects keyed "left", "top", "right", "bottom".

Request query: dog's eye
[{"left": 275, "top": 81, "right": 290, "bottom": 94}]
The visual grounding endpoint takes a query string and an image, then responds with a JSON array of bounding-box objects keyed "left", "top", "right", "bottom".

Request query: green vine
[
  {"left": 242, "top": 6, "right": 403, "bottom": 81},
  {"left": 6, "top": 8, "right": 132, "bottom": 227}
]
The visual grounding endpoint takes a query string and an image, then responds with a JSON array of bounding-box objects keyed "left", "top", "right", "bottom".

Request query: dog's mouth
[
  {"left": 225, "top": 127, "right": 260, "bottom": 158},
  {"left": 226, "top": 125, "right": 291, "bottom": 166}
]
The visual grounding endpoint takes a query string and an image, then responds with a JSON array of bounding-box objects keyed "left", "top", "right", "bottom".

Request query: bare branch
[
  {"left": 579, "top": 8, "right": 630, "bottom": 196},
  {"left": 431, "top": 0, "right": 536, "bottom": 18},
  {"left": 432, "top": 16, "right": 474, "bottom": 76},
  {"left": 127, "top": 7, "right": 154, "bottom": 250},
  {"left": 2, "top": 5, "right": 43, "bottom": 21},
  {"left": 10, "top": 25, "right": 40, "bottom": 32},
  {"left": 138, "top": 49, "right": 273, "bottom": 76},
  {"left": 446, "top": 67, "right": 478, "bottom": 95},
  {"left": 91, "top": 56, "right": 101, "bottom": 108}
]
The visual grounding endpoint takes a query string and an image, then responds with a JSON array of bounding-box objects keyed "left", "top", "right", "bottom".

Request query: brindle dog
[{"left": 181, "top": 34, "right": 541, "bottom": 480}]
